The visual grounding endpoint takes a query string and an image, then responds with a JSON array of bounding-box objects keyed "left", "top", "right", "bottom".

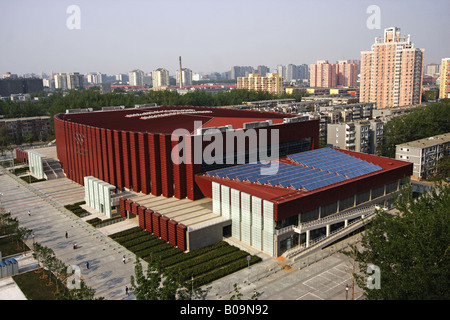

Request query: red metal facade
[{"left": 54, "top": 107, "right": 319, "bottom": 200}]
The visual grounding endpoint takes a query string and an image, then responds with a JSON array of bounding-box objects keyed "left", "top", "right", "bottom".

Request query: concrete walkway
[{"left": 0, "top": 170, "right": 141, "bottom": 300}]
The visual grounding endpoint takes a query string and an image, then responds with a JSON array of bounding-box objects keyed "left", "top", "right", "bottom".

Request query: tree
[
  {"left": 130, "top": 257, "right": 209, "bottom": 300},
  {"left": 56, "top": 280, "right": 103, "bottom": 300},
  {"left": 130, "top": 258, "right": 163, "bottom": 300},
  {"left": 379, "top": 101, "right": 450, "bottom": 158},
  {"left": 13, "top": 226, "right": 32, "bottom": 252},
  {"left": 431, "top": 155, "right": 450, "bottom": 182},
  {"left": 349, "top": 182, "right": 450, "bottom": 299},
  {"left": 230, "top": 283, "right": 243, "bottom": 300}
]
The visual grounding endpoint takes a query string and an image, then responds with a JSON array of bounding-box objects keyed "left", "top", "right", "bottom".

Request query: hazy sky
[{"left": 1, "top": 0, "right": 449, "bottom": 76}]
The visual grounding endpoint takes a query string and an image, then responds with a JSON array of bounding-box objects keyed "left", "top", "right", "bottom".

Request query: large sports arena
[{"left": 53, "top": 105, "right": 412, "bottom": 257}]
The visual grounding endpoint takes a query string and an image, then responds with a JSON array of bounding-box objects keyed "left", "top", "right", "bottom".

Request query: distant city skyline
[{"left": 1, "top": 0, "right": 449, "bottom": 76}]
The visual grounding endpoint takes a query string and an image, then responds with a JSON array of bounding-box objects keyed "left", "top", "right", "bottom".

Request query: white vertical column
[
  {"left": 221, "top": 185, "right": 230, "bottom": 219},
  {"left": 104, "top": 185, "right": 113, "bottom": 218},
  {"left": 212, "top": 182, "right": 221, "bottom": 215},
  {"left": 84, "top": 176, "right": 90, "bottom": 205},
  {"left": 326, "top": 224, "right": 330, "bottom": 237},
  {"left": 93, "top": 179, "right": 100, "bottom": 212},
  {"left": 306, "top": 230, "right": 310, "bottom": 248},
  {"left": 231, "top": 188, "right": 241, "bottom": 240},
  {"left": 251, "top": 196, "right": 262, "bottom": 250},
  {"left": 241, "top": 192, "right": 251, "bottom": 245},
  {"left": 263, "top": 200, "right": 274, "bottom": 256},
  {"left": 88, "top": 178, "right": 95, "bottom": 209}
]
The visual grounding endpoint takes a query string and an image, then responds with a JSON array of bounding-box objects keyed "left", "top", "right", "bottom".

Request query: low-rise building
[
  {"left": 0, "top": 116, "right": 51, "bottom": 141},
  {"left": 395, "top": 133, "right": 450, "bottom": 180},
  {"left": 327, "top": 121, "right": 371, "bottom": 154}
]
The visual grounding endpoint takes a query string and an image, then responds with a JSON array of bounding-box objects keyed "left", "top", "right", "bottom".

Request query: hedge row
[
  {"left": 160, "top": 241, "right": 228, "bottom": 268},
  {"left": 64, "top": 202, "right": 90, "bottom": 218},
  {"left": 119, "top": 234, "right": 158, "bottom": 248},
  {"left": 193, "top": 255, "right": 262, "bottom": 287},
  {"left": 180, "top": 250, "right": 249, "bottom": 283},
  {"left": 166, "top": 244, "right": 238, "bottom": 272},
  {"left": 126, "top": 237, "right": 167, "bottom": 252},
  {"left": 110, "top": 226, "right": 143, "bottom": 239},
  {"left": 140, "top": 246, "right": 182, "bottom": 262},
  {"left": 87, "top": 216, "right": 124, "bottom": 228},
  {"left": 109, "top": 227, "right": 262, "bottom": 288},
  {"left": 86, "top": 217, "right": 102, "bottom": 225},
  {"left": 113, "top": 229, "right": 153, "bottom": 243}
]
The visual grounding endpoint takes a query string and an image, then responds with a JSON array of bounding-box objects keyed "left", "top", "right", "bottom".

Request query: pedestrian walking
[
  {"left": 86, "top": 261, "right": 89, "bottom": 269},
  {"left": 122, "top": 255, "right": 126, "bottom": 264},
  {"left": 28, "top": 210, "right": 31, "bottom": 216},
  {"left": 125, "top": 286, "right": 129, "bottom": 296},
  {"left": 65, "top": 231, "right": 68, "bottom": 238}
]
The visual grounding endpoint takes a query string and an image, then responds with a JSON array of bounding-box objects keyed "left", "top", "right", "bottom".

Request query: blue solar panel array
[{"left": 205, "top": 148, "right": 382, "bottom": 192}]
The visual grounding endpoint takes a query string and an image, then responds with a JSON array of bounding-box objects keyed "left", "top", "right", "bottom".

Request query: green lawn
[
  {"left": 13, "top": 270, "right": 68, "bottom": 300},
  {"left": 0, "top": 235, "right": 29, "bottom": 256},
  {"left": 109, "top": 227, "right": 261, "bottom": 287}
]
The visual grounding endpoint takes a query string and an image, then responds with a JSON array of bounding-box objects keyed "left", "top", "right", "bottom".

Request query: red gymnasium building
[
  {"left": 54, "top": 106, "right": 412, "bottom": 256},
  {"left": 54, "top": 106, "right": 318, "bottom": 200}
]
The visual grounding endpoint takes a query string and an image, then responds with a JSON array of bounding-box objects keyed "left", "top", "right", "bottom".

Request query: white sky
[{"left": 1, "top": 0, "right": 449, "bottom": 76}]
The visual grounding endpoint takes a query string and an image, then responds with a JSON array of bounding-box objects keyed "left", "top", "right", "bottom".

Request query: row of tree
[
  {"left": 378, "top": 100, "right": 450, "bottom": 158},
  {"left": 0, "top": 211, "right": 32, "bottom": 252},
  {"left": 32, "top": 242, "right": 102, "bottom": 300},
  {"left": 0, "top": 88, "right": 306, "bottom": 121},
  {"left": 0, "top": 208, "right": 101, "bottom": 299}
]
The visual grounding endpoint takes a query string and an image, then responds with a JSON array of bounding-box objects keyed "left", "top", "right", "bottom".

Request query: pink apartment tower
[
  {"left": 310, "top": 60, "right": 357, "bottom": 88},
  {"left": 360, "top": 27, "right": 424, "bottom": 109}
]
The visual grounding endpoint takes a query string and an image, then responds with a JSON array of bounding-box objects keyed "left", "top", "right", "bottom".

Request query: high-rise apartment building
[
  {"left": 257, "top": 65, "right": 270, "bottom": 77},
  {"left": 152, "top": 68, "right": 170, "bottom": 88},
  {"left": 231, "top": 66, "right": 255, "bottom": 79},
  {"left": 237, "top": 73, "right": 284, "bottom": 94},
  {"left": 310, "top": 60, "right": 357, "bottom": 87},
  {"left": 439, "top": 58, "right": 450, "bottom": 99},
  {"left": 276, "top": 65, "right": 287, "bottom": 80},
  {"left": 287, "top": 64, "right": 310, "bottom": 82},
  {"left": 0, "top": 78, "right": 44, "bottom": 96},
  {"left": 360, "top": 27, "right": 424, "bottom": 109},
  {"left": 310, "top": 60, "right": 337, "bottom": 88},
  {"left": 425, "top": 63, "right": 440, "bottom": 77},
  {"left": 87, "top": 72, "right": 106, "bottom": 84},
  {"left": 129, "top": 69, "right": 145, "bottom": 86},
  {"left": 54, "top": 73, "right": 68, "bottom": 90},
  {"left": 67, "top": 72, "right": 84, "bottom": 89},
  {"left": 176, "top": 68, "right": 193, "bottom": 86},
  {"left": 337, "top": 60, "right": 358, "bottom": 87}
]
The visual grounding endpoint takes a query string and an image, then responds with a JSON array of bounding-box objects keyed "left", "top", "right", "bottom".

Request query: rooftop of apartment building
[
  {"left": 397, "top": 133, "right": 450, "bottom": 149},
  {"left": 0, "top": 116, "right": 51, "bottom": 122}
]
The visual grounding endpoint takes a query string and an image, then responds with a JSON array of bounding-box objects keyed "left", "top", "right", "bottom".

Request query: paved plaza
[{"left": 0, "top": 163, "right": 364, "bottom": 300}]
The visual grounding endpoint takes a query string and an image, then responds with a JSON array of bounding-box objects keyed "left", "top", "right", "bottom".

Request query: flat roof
[
  {"left": 196, "top": 147, "right": 411, "bottom": 204},
  {"left": 397, "top": 133, "right": 450, "bottom": 149},
  {"left": 55, "top": 105, "right": 297, "bottom": 135}
]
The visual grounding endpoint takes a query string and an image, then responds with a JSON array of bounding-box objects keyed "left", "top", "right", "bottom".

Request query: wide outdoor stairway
[{"left": 43, "top": 158, "right": 65, "bottom": 180}]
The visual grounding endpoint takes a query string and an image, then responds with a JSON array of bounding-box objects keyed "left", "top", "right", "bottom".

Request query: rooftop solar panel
[{"left": 206, "top": 147, "right": 383, "bottom": 191}]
